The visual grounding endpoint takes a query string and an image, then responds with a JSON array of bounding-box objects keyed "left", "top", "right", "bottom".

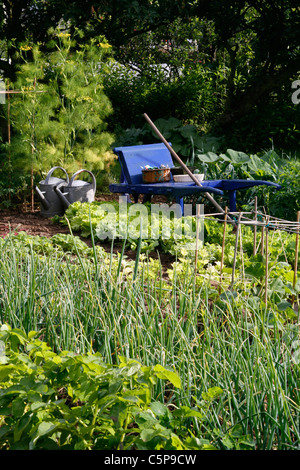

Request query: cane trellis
[
  {"left": 203, "top": 210, "right": 300, "bottom": 234},
  {"left": 195, "top": 202, "right": 300, "bottom": 302}
]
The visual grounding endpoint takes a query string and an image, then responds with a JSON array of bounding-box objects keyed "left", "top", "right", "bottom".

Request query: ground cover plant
[{"left": 1, "top": 211, "right": 300, "bottom": 450}]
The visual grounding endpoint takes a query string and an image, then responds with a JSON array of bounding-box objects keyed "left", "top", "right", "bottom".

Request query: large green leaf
[
  {"left": 223, "top": 149, "right": 250, "bottom": 165},
  {"left": 153, "top": 117, "right": 182, "bottom": 138},
  {"left": 0, "top": 365, "right": 15, "bottom": 381},
  {"left": 196, "top": 151, "right": 222, "bottom": 163},
  {"left": 248, "top": 154, "right": 274, "bottom": 176},
  {"left": 153, "top": 364, "right": 181, "bottom": 389}
]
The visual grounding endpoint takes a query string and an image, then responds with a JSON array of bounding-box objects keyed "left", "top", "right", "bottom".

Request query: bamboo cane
[
  {"left": 219, "top": 206, "right": 228, "bottom": 294},
  {"left": 0, "top": 86, "right": 46, "bottom": 211},
  {"left": 253, "top": 196, "right": 257, "bottom": 255},
  {"left": 231, "top": 212, "right": 242, "bottom": 287},
  {"left": 293, "top": 211, "right": 300, "bottom": 289},
  {"left": 195, "top": 203, "right": 201, "bottom": 271},
  {"left": 7, "top": 80, "right": 11, "bottom": 204},
  {"left": 30, "top": 78, "right": 37, "bottom": 211},
  {"left": 239, "top": 218, "right": 245, "bottom": 288},
  {"left": 292, "top": 211, "right": 300, "bottom": 307},
  {"left": 261, "top": 223, "right": 264, "bottom": 256},
  {"left": 143, "top": 113, "right": 234, "bottom": 223},
  {"left": 264, "top": 216, "right": 269, "bottom": 304},
  {"left": 0, "top": 90, "right": 46, "bottom": 94}
]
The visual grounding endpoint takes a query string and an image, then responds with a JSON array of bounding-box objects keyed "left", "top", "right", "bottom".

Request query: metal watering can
[
  {"left": 55, "top": 169, "right": 96, "bottom": 209},
  {"left": 35, "top": 166, "right": 69, "bottom": 217}
]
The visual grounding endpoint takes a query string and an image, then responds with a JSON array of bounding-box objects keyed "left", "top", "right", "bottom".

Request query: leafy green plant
[
  {"left": 0, "top": 324, "right": 216, "bottom": 450},
  {"left": 60, "top": 200, "right": 202, "bottom": 256},
  {"left": 195, "top": 148, "right": 282, "bottom": 181},
  {"left": 267, "top": 159, "right": 300, "bottom": 220},
  {"left": 194, "top": 147, "right": 293, "bottom": 213},
  {"left": 113, "top": 117, "right": 224, "bottom": 160},
  {"left": 54, "top": 201, "right": 300, "bottom": 304}
]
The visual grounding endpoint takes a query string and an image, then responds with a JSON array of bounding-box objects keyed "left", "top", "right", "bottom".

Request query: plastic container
[
  {"left": 171, "top": 166, "right": 195, "bottom": 176},
  {"left": 173, "top": 174, "right": 204, "bottom": 183}
]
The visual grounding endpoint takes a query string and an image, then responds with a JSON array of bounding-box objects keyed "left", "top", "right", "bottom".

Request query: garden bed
[
  {"left": 0, "top": 194, "right": 176, "bottom": 268},
  {"left": 1, "top": 196, "right": 300, "bottom": 450},
  {"left": 0, "top": 206, "right": 70, "bottom": 239},
  {"left": 0, "top": 194, "right": 118, "bottom": 237}
]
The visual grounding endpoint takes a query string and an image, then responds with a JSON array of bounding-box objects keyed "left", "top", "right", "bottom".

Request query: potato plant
[{"left": 0, "top": 325, "right": 219, "bottom": 450}]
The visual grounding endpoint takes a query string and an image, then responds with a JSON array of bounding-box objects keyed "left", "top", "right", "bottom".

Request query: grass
[{"left": 0, "top": 231, "right": 300, "bottom": 449}]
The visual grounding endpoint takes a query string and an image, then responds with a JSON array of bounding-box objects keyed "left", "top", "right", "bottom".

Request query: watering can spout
[
  {"left": 35, "top": 186, "right": 51, "bottom": 210},
  {"left": 54, "top": 184, "right": 70, "bottom": 209}
]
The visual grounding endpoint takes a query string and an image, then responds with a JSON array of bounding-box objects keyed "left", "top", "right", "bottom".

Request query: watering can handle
[
  {"left": 69, "top": 169, "right": 96, "bottom": 191},
  {"left": 45, "top": 166, "right": 69, "bottom": 185}
]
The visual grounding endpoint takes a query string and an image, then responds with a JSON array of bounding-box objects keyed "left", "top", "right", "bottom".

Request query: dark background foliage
[{"left": 1, "top": 0, "right": 300, "bottom": 212}]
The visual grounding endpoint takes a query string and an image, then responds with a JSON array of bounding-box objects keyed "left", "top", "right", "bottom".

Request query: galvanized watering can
[
  {"left": 35, "top": 166, "right": 69, "bottom": 217},
  {"left": 55, "top": 169, "right": 96, "bottom": 209}
]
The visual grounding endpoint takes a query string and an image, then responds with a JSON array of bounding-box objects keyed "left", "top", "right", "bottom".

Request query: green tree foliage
[
  {"left": 8, "top": 31, "right": 115, "bottom": 191},
  {"left": 0, "top": 0, "right": 67, "bottom": 79},
  {"left": 89, "top": 1, "right": 300, "bottom": 150},
  {"left": 57, "top": 1, "right": 300, "bottom": 131},
  {"left": 103, "top": 17, "right": 225, "bottom": 130},
  {"left": 192, "top": 1, "right": 300, "bottom": 127},
  {"left": 1, "top": 1, "right": 300, "bottom": 151}
]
